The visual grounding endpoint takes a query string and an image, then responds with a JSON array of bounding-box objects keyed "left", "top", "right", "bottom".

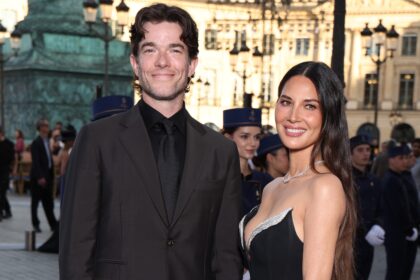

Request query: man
[
  {"left": 349, "top": 135, "right": 384, "bottom": 280},
  {"left": 0, "top": 126, "right": 15, "bottom": 220},
  {"left": 383, "top": 143, "right": 418, "bottom": 280},
  {"left": 30, "top": 119, "right": 58, "bottom": 233},
  {"left": 60, "top": 4, "right": 243, "bottom": 280},
  {"left": 400, "top": 145, "right": 419, "bottom": 277},
  {"left": 411, "top": 138, "right": 420, "bottom": 196}
]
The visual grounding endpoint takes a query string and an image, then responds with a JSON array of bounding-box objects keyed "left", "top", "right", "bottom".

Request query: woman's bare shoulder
[{"left": 308, "top": 173, "right": 346, "bottom": 208}]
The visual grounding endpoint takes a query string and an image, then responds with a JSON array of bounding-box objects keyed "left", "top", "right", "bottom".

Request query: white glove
[
  {"left": 365, "top": 224, "right": 385, "bottom": 246},
  {"left": 406, "top": 228, "right": 418, "bottom": 242},
  {"left": 242, "top": 270, "right": 250, "bottom": 280}
]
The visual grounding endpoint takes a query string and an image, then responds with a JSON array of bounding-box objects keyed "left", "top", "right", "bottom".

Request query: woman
[
  {"left": 241, "top": 62, "right": 356, "bottom": 279},
  {"left": 222, "top": 108, "right": 273, "bottom": 216},
  {"left": 12, "top": 129, "right": 25, "bottom": 178},
  {"left": 254, "top": 133, "right": 289, "bottom": 179}
]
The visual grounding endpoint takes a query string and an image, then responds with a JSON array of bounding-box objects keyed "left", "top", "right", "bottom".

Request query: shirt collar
[{"left": 139, "top": 99, "right": 187, "bottom": 136}]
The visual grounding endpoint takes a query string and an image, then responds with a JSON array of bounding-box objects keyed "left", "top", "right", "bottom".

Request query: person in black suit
[
  {"left": 0, "top": 126, "right": 15, "bottom": 220},
  {"left": 59, "top": 3, "right": 243, "bottom": 280},
  {"left": 383, "top": 144, "right": 418, "bottom": 280},
  {"left": 30, "top": 119, "right": 58, "bottom": 233}
]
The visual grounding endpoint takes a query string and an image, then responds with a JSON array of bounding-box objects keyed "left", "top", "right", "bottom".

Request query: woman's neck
[
  {"left": 240, "top": 157, "right": 251, "bottom": 176},
  {"left": 288, "top": 148, "right": 320, "bottom": 176}
]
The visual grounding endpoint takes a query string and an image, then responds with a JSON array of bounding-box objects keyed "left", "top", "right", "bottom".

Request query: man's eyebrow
[
  {"left": 169, "top": 43, "right": 185, "bottom": 49},
  {"left": 139, "top": 42, "right": 156, "bottom": 49}
]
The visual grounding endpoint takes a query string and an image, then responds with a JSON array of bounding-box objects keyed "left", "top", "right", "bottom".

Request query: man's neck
[{"left": 142, "top": 95, "right": 184, "bottom": 118}]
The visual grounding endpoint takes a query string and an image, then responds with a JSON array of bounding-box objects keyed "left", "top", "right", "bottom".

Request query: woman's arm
[{"left": 302, "top": 174, "right": 346, "bottom": 280}]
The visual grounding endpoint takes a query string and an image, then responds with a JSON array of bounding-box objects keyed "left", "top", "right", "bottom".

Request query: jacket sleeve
[
  {"left": 213, "top": 141, "right": 243, "bottom": 280},
  {"left": 59, "top": 125, "right": 101, "bottom": 280}
]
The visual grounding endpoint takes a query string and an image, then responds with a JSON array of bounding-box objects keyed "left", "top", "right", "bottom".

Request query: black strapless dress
[{"left": 240, "top": 207, "right": 303, "bottom": 280}]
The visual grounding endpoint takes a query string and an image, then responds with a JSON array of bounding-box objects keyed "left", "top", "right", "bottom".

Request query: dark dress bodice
[{"left": 240, "top": 207, "right": 303, "bottom": 280}]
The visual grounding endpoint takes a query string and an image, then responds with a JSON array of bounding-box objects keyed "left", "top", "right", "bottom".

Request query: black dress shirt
[{"left": 139, "top": 99, "right": 186, "bottom": 178}]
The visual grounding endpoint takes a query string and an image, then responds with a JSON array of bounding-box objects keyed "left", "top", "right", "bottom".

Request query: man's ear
[
  {"left": 266, "top": 153, "right": 274, "bottom": 164},
  {"left": 188, "top": 57, "right": 198, "bottom": 77},
  {"left": 130, "top": 54, "right": 139, "bottom": 78}
]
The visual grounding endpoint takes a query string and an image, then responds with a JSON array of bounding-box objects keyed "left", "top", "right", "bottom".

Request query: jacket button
[{"left": 167, "top": 240, "right": 175, "bottom": 247}]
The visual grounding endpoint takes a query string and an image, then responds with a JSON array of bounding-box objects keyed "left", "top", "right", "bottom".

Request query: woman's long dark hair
[{"left": 278, "top": 61, "right": 356, "bottom": 280}]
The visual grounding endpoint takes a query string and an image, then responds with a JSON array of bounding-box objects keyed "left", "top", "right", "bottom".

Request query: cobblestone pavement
[{"left": 0, "top": 192, "right": 419, "bottom": 279}]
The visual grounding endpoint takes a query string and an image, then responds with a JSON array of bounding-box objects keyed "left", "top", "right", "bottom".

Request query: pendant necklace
[{"left": 283, "top": 160, "right": 324, "bottom": 184}]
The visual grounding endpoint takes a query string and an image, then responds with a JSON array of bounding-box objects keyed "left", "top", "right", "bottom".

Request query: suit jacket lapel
[
  {"left": 118, "top": 105, "right": 169, "bottom": 226},
  {"left": 172, "top": 114, "right": 206, "bottom": 226}
]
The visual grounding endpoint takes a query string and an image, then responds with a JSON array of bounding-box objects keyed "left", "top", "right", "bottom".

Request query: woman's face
[
  {"left": 275, "top": 75, "right": 322, "bottom": 153},
  {"left": 229, "top": 126, "right": 261, "bottom": 160}
]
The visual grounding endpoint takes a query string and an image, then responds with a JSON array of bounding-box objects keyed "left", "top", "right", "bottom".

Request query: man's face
[
  {"left": 389, "top": 155, "right": 406, "bottom": 173},
  {"left": 130, "top": 21, "right": 198, "bottom": 102},
  {"left": 39, "top": 121, "right": 49, "bottom": 135},
  {"left": 351, "top": 144, "right": 371, "bottom": 168},
  {"left": 412, "top": 142, "right": 420, "bottom": 158},
  {"left": 404, "top": 152, "right": 416, "bottom": 170}
]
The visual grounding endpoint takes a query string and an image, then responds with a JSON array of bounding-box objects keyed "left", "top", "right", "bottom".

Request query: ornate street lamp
[
  {"left": 0, "top": 21, "right": 22, "bottom": 129},
  {"left": 361, "top": 20, "right": 399, "bottom": 143},
  {"left": 82, "top": 0, "right": 130, "bottom": 96}
]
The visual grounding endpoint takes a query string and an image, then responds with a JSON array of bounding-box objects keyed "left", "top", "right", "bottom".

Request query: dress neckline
[{"left": 240, "top": 207, "right": 293, "bottom": 250}]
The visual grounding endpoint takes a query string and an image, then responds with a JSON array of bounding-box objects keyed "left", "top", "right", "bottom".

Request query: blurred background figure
[
  {"left": 350, "top": 135, "right": 384, "bottom": 280},
  {"left": 383, "top": 143, "right": 418, "bottom": 280},
  {"left": 411, "top": 138, "right": 420, "bottom": 200},
  {"left": 50, "top": 128, "right": 63, "bottom": 156},
  {"left": 222, "top": 108, "right": 272, "bottom": 215},
  {"left": 30, "top": 119, "right": 58, "bottom": 233},
  {"left": 0, "top": 126, "right": 15, "bottom": 221},
  {"left": 57, "top": 125, "right": 77, "bottom": 198},
  {"left": 254, "top": 133, "right": 289, "bottom": 179},
  {"left": 371, "top": 140, "right": 394, "bottom": 177}
]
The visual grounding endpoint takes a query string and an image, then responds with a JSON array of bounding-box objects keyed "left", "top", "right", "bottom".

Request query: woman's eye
[
  {"left": 305, "top": 104, "right": 317, "bottom": 110},
  {"left": 278, "top": 99, "right": 291, "bottom": 106}
]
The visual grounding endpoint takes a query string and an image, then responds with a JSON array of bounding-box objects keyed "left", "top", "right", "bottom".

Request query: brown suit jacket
[{"left": 59, "top": 104, "right": 243, "bottom": 280}]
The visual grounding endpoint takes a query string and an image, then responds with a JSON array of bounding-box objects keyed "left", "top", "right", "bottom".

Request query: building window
[
  {"left": 263, "top": 34, "right": 275, "bottom": 55},
  {"left": 401, "top": 34, "right": 417, "bottom": 56},
  {"left": 295, "top": 38, "right": 310, "bottom": 56},
  {"left": 364, "top": 74, "right": 378, "bottom": 108},
  {"left": 204, "top": 28, "right": 217, "bottom": 50},
  {"left": 398, "top": 73, "right": 415, "bottom": 109}
]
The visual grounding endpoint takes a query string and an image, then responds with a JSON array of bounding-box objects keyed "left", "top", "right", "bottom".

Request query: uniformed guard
[
  {"left": 91, "top": 95, "right": 134, "bottom": 121},
  {"left": 222, "top": 108, "right": 272, "bottom": 215},
  {"left": 383, "top": 143, "right": 419, "bottom": 280},
  {"left": 254, "top": 133, "right": 289, "bottom": 179},
  {"left": 400, "top": 145, "right": 419, "bottom": 279},
  {"left": 350, "top": 135, "right": 384, "bottom": 280}
]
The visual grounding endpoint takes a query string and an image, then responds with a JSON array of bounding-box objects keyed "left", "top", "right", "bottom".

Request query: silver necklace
[{"left": 283, "top": 160, "right": 324, "bottom": 184}]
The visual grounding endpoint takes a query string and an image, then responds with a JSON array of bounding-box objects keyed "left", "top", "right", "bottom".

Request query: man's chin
[{"left": 143, "top": 90, "right": 184, "bottom": 101}]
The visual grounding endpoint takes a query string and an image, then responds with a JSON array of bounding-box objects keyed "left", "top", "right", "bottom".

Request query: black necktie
[{"left": 157, "top": 119, "right": 180, "bottom": 221}]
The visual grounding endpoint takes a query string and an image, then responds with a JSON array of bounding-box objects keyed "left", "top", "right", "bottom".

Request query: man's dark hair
[{"left": 36, "top": 119, "right": 48, "bottom": 131}]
